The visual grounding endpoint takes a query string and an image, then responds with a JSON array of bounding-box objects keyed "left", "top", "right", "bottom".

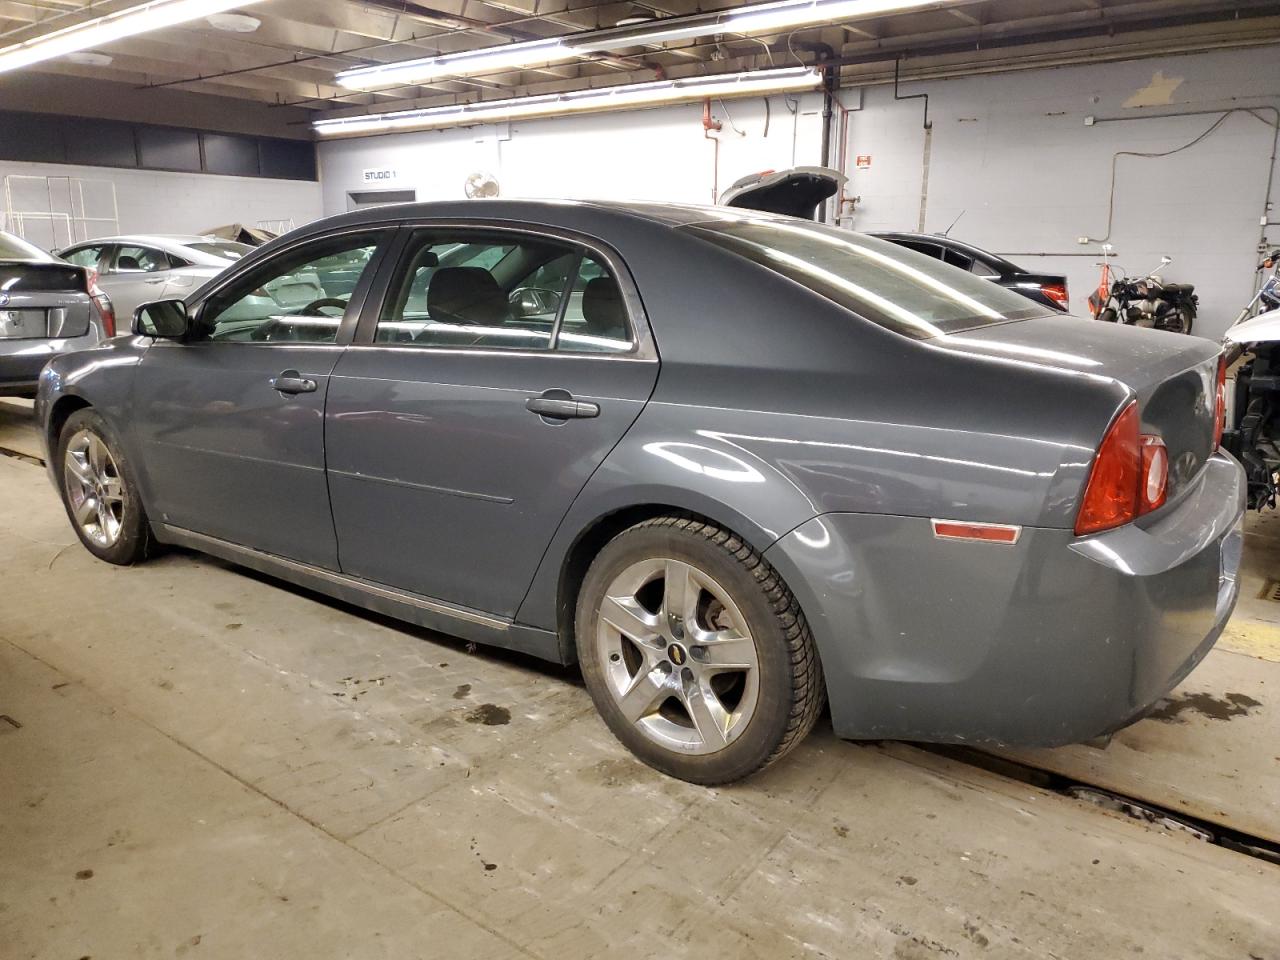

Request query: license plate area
[{"left": 0, "top": 309, "right": 48, "bottom": 339}]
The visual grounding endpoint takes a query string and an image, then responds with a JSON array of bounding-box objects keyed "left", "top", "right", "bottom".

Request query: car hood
[
  {"left": 719, "top": 166, "right": 846, "bottom": 219},
  {"left": 1223, "top": 306, "right": 1280, "bottom": 346}
]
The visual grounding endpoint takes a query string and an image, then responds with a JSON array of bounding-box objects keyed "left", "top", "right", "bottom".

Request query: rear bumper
[
  {"left": 765, "top": 452, "right": 1245, "bottom": 747},
  {"left": 1, "top": 332, "right": 101, "bottom": 394}
]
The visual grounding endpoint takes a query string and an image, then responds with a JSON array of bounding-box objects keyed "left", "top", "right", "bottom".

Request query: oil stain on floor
[
  {"left": 465, "top": 703, "right": 511, "bottom": 726},
  {"left": 1147, "top": 691, "right": 1262, "bottom": 723}
]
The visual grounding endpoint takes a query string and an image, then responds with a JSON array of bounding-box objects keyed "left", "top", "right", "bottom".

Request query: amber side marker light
[
  {"left": 1075, "top": 401, "right": 1168, "bottom": 536},
  {"left": 931, "top": 520, "right": 1021, "bottom": 544}
]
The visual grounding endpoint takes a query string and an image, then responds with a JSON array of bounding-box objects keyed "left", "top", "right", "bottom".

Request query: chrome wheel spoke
[
  {"left": 682, "top": 681, "right": 730, "bottom": 751},
  {"left": 74, "top": 495, "right": 97, "bottom": 525},
  {"left": 66, "top": 455, "right": 94, "bottom": 487},
  {"left": 616, "top": 666, "right": 669, "bottom": 723},
  {"left": 695, "top": 632, "right": 756, "bottom": 672},
  {"left": 662, "top": 559, "right": 699, "bottom": 622},
  {"left": 101, "top": 476, "right": 123, "bottom": 503},
  {"left": 600, "top": 595, "right": 661, "bottom": 648},
  {"left": 87, "top": 435, "right": 106, "bottom": 477}
]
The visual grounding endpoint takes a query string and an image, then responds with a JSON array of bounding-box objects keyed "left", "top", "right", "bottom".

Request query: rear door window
[{"left": 111, "top": 245, "right": 171, "bottom": 273}]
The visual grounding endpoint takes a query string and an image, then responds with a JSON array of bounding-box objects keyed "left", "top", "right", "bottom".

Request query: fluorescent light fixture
[
  {"left": 0, "top": 0, "right": 267, "bottom": 75},
  {"left": 337, "top": 0, "right": 946, "bottom": 90},
  {"left": 338, "top": 36, "right": 569, "bottom": 91},
  {"left": 316, "top": 66, "right": 821, "bottom": 138}
]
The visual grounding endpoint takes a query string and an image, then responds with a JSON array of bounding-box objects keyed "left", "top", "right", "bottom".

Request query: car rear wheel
[
  {"left": 576, "top": 515, "right": 824, "bottom": 784},
  {"left": 56, "top": 408, "right": 153, "bottom": 565}
]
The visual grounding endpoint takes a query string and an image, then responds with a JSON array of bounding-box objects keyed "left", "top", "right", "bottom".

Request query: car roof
[
  {"left": 64, "top": 234, "right": 224, "bottom": 249},
  {"left": 310, "top": 198, "right": 793, "bottom": 235}
]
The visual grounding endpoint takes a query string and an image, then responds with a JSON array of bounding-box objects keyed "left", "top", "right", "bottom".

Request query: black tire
[
  {"left": 55, "top": 407, "right": 154, "bottom": 565},
  {"left": 575, "top": 515, "right": 825, "bottom": 785},
  {"left": 1098, "top": 307, "right": 1118, "bottom": 323}
]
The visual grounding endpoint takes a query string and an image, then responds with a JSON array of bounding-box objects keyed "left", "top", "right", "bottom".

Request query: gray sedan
[
  {"left": 56, "top": 234, "right": 252, "bottom": 324},
  {"left": 34, "top": 201, "right": 1243, "bottom": 784},
  {"left": 1, "top": 231, "right": 114, "bottom": 398}
]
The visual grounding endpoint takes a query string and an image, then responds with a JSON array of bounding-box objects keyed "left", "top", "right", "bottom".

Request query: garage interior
[{"left": 2, "top": 1, "right": 1280, "bottom": 957}]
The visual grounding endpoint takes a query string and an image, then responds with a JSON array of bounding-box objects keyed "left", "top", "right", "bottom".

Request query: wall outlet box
[
  {"left": 1077, "top": 236, "right": 1090, "bottom": 244},
  {"left": 1084, "top": 115, "right": 1096, "bottom": 126}
]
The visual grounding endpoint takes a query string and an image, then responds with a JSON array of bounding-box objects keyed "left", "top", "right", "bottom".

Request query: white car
[{"left": 56, "top": 234, "right": 254, "bottom": 324}]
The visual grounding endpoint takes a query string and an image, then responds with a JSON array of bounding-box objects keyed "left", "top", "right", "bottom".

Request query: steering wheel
[
  {"left": 300, "top": 297, "right": 349, "bottom": 316},
  {"left": 250, "top": 297, "right": 349, "bottom": 342}
]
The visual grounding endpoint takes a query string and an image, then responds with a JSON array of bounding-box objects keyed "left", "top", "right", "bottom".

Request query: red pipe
[{"left": 702, "top": 99, "right": 723, "bottom": 203}]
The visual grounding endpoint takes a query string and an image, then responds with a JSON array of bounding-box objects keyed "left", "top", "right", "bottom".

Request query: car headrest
[
  {"left": 427, "top": 266, "right": 508, "bottom": 326},
  {"left": 582, "top": 276, "right": 626, "bottom": 338},
  {"left": 118, "top": 255, "right": 141, "bottom": 270}
]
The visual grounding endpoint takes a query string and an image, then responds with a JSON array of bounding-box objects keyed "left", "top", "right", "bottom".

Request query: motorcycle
[
  {"left": 1222, "top": 248, "right": 1280, "bottom": 510},
  {"left": 1091, "top": 254, "right": 1198, "bottom": 334}
]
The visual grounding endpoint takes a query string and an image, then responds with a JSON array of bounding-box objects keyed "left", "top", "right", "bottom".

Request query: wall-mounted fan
[{"left": 464, "top": 172, "right": 500, "bottom": 199}]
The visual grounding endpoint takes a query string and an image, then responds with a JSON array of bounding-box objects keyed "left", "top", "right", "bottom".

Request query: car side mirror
[{"left": 134, "top": 299, "right": 190, "bottom": 339}]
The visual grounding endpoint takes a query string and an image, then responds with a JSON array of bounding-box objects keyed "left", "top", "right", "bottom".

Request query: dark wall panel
[
  {"left": 65, "top": 119, "right": 137, "bottom": 167},
  {"left": 203, "top": 133, "right": 260, "bottom": 177},
  {"left": 136, "top": 126, "right": 201, "bottom": 172},
  {"left": 258, "top": 138, "right": 316, "bottom": 181},
  {"left": 0, "top": 110, "right": 316, "bottom": 181},
  {"left": 0, "top": 113, "right": 66, "bottom": 163}
]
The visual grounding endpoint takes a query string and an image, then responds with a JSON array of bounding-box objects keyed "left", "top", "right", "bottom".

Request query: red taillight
[
  {"left": 1214, "top": 355, "right": 1226, "bottom": 450},
  {"left": 1041, "top": 282, "right": 1069, "bottom": 311},
  {"left": 87, "top": 269, "right": 115, "bottom": 337},
  {"left": 1075, "top": 402, "right": 1169, "bottom": 535}
]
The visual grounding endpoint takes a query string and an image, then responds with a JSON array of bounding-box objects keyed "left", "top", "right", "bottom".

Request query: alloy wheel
[
  {"left": 597, "top": 557, "right": 760, "bottom": 755},
  {"left": 63, "top": 429, "right": 125, "bottom": 548}
]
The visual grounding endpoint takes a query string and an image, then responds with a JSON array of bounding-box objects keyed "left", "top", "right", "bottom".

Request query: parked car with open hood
[
  {"left": 0, "top": 230, "right": 114, "bottom": 398},
  {"left": 720, "top": 167, "right": 1070, "bottom": 312},
  {"left": 36, "top": 200, "right": 1242, "bottom": 784},
  {"left": 56, "top": 234, "right": 253, "bottom": 324}
]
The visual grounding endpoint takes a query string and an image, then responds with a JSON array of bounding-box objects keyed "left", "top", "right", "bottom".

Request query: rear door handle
[
  {"left": 526, "top": 395, "right": 600, "bottom": 420},
  {"left": 271, "top": 369, "right": 317, "bottom": 395}
]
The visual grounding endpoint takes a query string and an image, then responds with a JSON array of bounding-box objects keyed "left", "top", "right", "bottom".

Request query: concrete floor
[{"left": 2, "top": 398, "right": 1279, "bottom": 959}]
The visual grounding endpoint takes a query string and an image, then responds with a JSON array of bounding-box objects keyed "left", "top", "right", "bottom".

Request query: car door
[
  {"left": 132, "top": 227, "right": 394, "bottom": 568},
  {"left": 325, "top": 225, "right": 658, "bottom": 618},
  {"left": 97, "top": 244, "right": 174, "bottom": 321}
]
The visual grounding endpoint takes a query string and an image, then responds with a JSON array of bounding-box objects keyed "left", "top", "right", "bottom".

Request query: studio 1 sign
[{"left": 362, "top": 168, "right": 399, "bottom": 185}]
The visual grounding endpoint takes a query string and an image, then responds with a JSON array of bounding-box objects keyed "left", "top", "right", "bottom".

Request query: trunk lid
[
  {"left": 719, "top": 166, "right": 846, "bottom": 219},
  {"left": 0, "top": 261, "right": 93, "bottom": 340},
  {"left": 941, "top": 316, "right": 1221, "bottom": 501}
]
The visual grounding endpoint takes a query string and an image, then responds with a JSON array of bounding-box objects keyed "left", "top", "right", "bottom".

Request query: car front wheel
[
  {"left": 56, "top": 407, "right": 153, "bottom": 565},
  {"left": 576, "top": 515, "right": 824, "bottom": 784}
]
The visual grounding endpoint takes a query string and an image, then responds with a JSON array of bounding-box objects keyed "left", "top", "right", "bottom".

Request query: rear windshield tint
[
  {"left": 685, "top": 219, "right": 1049, "bottom": 338},
  {"left": 186, "top": 241, "right": 252, "bottom": 261},
  {"left": 0, "top": 263, "right": 85, "bottom": 291}
]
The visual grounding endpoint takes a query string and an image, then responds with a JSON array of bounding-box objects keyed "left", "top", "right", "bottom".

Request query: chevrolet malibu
[{"left": 36, "top": 200, "right": 1244, "bottom": 784}]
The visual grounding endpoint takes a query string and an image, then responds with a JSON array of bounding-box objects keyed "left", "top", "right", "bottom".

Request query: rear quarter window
[{"left": 686, "top": 219, "right": 1048, "bottom": 339}]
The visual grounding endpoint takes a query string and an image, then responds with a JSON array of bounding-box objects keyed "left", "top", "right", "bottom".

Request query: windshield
[
  {"left": 0, "top": 232, "right": 50, "bottom": 262},
  {"left": 685, "top": 218, "right": 1049, "bottom": 338},
  {"left": 186, "top": 241, "right": 253, "bottom": 262}
]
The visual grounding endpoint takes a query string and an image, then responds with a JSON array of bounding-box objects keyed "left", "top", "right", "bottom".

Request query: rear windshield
[
  {"left": 186, "top": 241, "right": 253, "bottom": 261},
  {"left": 0, "top": 232, "right": 50, "bottom": 262},
  {"left": 685, "top": 218, "right": 1049, "bottom": 338}
]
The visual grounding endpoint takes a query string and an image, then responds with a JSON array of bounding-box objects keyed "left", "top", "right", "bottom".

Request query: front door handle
[
  {"left": 271, "top": 369, "right": 317, "bottom": 395},
  {"left": 526, "top": 393, "right": 600, "bottom": 420}
]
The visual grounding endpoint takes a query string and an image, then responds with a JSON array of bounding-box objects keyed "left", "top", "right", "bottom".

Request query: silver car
[
  {"left": 0, "top": 231, "right": 114, "bottom": 398},
  {"left": 56, "top": 234, "right": 252, "bottom": 324}
]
